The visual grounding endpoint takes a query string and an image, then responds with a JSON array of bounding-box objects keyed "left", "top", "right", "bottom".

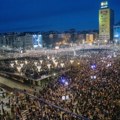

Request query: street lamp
[
  {"left": 10, "top": 63, "right": 14, "bottom": 68},
  {"left": 34, "top": 61, "right": 37, "bottom": 66},
  {"left": 25, "top": 60, "right": 28, "bottom": 64},
  {"left": 37, "top": 66, "right": 41, "bottom": 72},
  {"left": 54, "top": 61, "right": 58, "bottom": 67},
  {"left": 47, "top": 56, "right": 50, "bottom": 60},
  {"left": 70, "top": 60, "right": 74, "bottom": 64},
  {"left": 60, "top": 63, "right": 64, "bottom": 68},
  {"left": 40, "top": 60, "right": 43, "bottom": 64},
  {"left": 47, "top": 64, "right": 51, "bottom": 70},
  {"left": 53, "top": 73, "right": 56, "bottom": 76},
  {"left": 15, "top": 60, "right": 18, "bottom": 64},
  {"left": 17, "top": 66, "right": 22, "bottom": 73}
]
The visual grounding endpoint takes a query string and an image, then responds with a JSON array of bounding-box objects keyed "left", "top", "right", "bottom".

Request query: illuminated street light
[
  {"left": 60, "top": 63, "right": 64, "bottom": 68},
  {"left": 53, "top": 73, "right": 56, "bottom": 76},
  {"left": 10, "top": 63, "right": 14, "bottom": 68},
  {"left": 15, "top": 60, "right": 18, "bottom": 64},
  {"left": 17, "top": 66, "right": 22, "bottom": 73},
  {"left": 34, "top": 61, "right": 37, "bottom": 66},
  {"left": 52, "top": 59, "right": 56, "bottom": 64},
  {"left": 40, "top": 60, "right": 43, "bottom": 64},
  {"left": 70, "top": 60, "right": 74, "bottom": 64},
  {"left": 47, "top": 56, "right": 50, "bottom": 60},
  {"left": 25, "top": 60, "right": 28, "bottom": 64},
  {"left": 37, "top": 66, "right": 41, "bottom": 72},
  {"left": 47, "top": 64, "right": 51, "bottom": 69},
  {"left": 54, "top": 61, "right": 58, "bottom": 67}
]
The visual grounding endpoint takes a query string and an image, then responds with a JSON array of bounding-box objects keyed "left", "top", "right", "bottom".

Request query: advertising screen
[{"left": 33, "top": 34, "right": 43, "bottom": 48}]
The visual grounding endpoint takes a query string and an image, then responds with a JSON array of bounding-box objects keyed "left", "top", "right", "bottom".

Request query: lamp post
[
  {"left": 47, "top": 56, "right": 50, "bottom": 60},
  {"left": 47, "top": 64, "right": 51, "bottom": 70},
  {"left": 54, "top": 61, "right": 58, "bottom": 67},
  {"left": 37, "top": 66, "right": 41, "bottom": 72},
  {"left": 40, "top": 60, "right": 43, "bottom": 64},
  {"left": 70, "top": 60, "right": 74, "bottom": 64},
  {"left": 25, "top": 60, "right": 28, "bottom": 64},
  {"left": 17, "top": 66, "right": 21, "bottom": 72},
  {"left": 15, "top": 60, "right": 18, "bottom": 64},
  {"left": 34, "top": 61, "right": 37, "bottom": 66},
  {"left": 52, "top": 59, "right": 56, "bottom": 64},
  {"left": 10, "top": 63, "right": 14, "bottom": 68},
  {"left": 60, "top": 63, "right": 64, "bottom": 68},
  {"left": 20, "top": 63, "right": 24, "bottom": 67}
]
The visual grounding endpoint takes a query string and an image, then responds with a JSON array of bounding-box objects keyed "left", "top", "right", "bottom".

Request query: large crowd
[
  {"left": 37, "top": 53, "right": 120, "bottom": 120},
  {"left": 0, "top": 49, "right": 120, "bottom": 120}
]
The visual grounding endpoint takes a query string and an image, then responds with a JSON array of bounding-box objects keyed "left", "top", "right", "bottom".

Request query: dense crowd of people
[
  {"left": 0, "top": 49, "right": 120, "bottom": 120},
  {"left": 36, "top": 53, "right": 120, "bottom": 120}
]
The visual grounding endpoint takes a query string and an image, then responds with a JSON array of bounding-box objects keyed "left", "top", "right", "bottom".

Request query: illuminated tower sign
[
  {"left": 101, "top": 1, "right": 108, "bottom": 8},
  {"left": 99, "top": 1, "right": 114, "bottom": 43}
]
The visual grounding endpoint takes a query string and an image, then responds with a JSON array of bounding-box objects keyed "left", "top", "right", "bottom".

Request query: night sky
[{"left": 0, "top": 0, "right": 120, "bottom": 33}]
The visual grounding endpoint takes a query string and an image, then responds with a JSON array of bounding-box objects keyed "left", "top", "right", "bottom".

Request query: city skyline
[{"left": 0, "top": 0, "right": 120, "bottom": 33}]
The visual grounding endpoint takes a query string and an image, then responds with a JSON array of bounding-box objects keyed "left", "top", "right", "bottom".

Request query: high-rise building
[
  {"left": 99, "top": 1, "right": 114, "bottom": 43},
  {"left": 114, "top": 25, "right": 120, "bottom": 44}
]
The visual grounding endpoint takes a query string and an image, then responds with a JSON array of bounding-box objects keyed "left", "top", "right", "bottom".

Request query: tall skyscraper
[
  {"left": 99, "top": 1, "right": 114, "bottom": 43},
  {"left": 114, "top": 24, "right": 120, "bottom": 44}
]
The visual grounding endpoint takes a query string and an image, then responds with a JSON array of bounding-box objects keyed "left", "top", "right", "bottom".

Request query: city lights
[
  {"left": 91, "top": 75, "right": 97, "bottom": 80},
  {"left": 91, "top": 64, "right": 96, "bottom": 69},
  {"left": 62, "top": 95, "right": 69, "bottom": 100},
  {"left": 10, "top": 63, "right": 14, "bottom": 68},
  {"left": 58, "top": 75, "right": 69, "bottom": 86},
  {"left": 0, "top": 0, "right": 119, "bottom": 120},
  {"left": 37, "top": 66, "right": 41, "bottom": 72}
]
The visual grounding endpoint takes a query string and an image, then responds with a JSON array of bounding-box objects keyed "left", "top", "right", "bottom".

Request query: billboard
[{"left": 32, "top": 34, "right": 43, "bottom": 48}]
